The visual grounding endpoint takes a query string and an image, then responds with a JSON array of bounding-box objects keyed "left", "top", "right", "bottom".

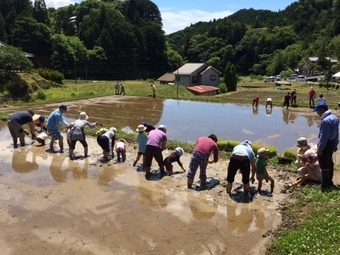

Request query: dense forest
[{"left": 1, "top": 0, "right": 340, "bottom": 80}]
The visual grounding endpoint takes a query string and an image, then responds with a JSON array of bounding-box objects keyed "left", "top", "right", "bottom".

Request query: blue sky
[{"left": 45, "top": 0, "right": 296, "bottom": 34}]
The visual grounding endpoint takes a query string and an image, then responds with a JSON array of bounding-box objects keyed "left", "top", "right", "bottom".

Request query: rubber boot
[
  {"left": 244, "top": 182, "right": 250, "bottom": 192},
  {"left": 187, "top": 178, "right": 194, "bottom": 189},
  {"left": 270, "top": 180, "right": 275, "bottom": 193},
  {"left": 321, "top": 170, "right": 330, "bottom": 191},
  {"left": 226, "top": 182, "right": 232, "bottom": 194},
  {"left": 200, "top": 180, "right": 206, "bottom": 191}
]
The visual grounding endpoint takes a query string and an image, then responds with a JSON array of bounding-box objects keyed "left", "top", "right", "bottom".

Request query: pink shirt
[
  {"left": 146, "top": 129, "right": 167, "bottom": 148},
  {"left": 194, "top": 137, "right": 219, "bottom": 162}
]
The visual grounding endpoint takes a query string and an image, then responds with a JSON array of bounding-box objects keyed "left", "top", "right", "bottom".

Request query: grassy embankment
[{"left": 3, "top": 76, "right": 340, "bottom": 254}]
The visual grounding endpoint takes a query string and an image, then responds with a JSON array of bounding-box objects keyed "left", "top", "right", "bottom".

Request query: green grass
[
  {"left": 0, "top": 112, "right": 10, "bottom": 120},
  {"left": 267, "top": 186, "right": 340, "bottom": 255}
]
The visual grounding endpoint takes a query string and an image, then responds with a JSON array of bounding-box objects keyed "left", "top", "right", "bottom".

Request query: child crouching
[{"left": 163, "top": 147, "right": 186, "bottom": 176}]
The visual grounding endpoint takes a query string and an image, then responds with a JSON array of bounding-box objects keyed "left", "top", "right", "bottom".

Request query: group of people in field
[
  {"left": 7, "top": 98, "right": 338, "bottom": 194},
  {"left": 252, "top": 87, "right": 327, "bottom": 110}
]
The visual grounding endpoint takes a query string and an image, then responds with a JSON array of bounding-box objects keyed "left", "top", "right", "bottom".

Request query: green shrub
[
  {"left": 36, "top": 68, "right": 64, "bottom": 84},
  {"left": 336, "top": 84, "right": 339, "bottom": 90},
  {"left": 283, "top": 150, "right": 297, "bottom": 159},
  {"left": 219, "top": 84, "right": 227, "bottom": 93},
  {"left": 36, "top": 90, "right": 46, "bottom": 100}
]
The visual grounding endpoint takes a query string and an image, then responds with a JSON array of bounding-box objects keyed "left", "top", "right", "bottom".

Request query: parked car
[
  {"left": 288, "top": 74, "right": 298, "bottom": 81},
  {"left": 265, "top": 76, "right": 276, "bottom": 82},
  {"left": 296, "top": 75, "right": 306, "bottom": 82},
  {"left": 276, "top": 75, "right": 281, "bottom": 81}
]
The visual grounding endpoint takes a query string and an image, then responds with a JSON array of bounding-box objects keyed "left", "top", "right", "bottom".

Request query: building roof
[
  {"left": 187, "top": 85, "right": 219, "bottom": 94},
  {"left": 173, "top": 63, "right": 206, "bottom": 75},
  {"left": 0, "top": 40, "right": 34, "bottom": 58},
  {"left": 199, "top": 65, "right": 222, "bottom": 75},
  {"left": 156, "top": 72, "right": 175, "bottom": 82}
]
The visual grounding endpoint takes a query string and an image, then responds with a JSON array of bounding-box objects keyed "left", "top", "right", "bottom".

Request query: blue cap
[
  {"left": 313, "top": 102, "right": 328, "bottom": 112},
  {"left": 39, "top": 115, "right": 45, "bottom": 122}
]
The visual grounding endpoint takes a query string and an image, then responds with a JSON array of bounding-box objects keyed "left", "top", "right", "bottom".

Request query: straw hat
[
  {"left": 79, "top": 111, "right": 88, "bottom": 120},
  {"left": 136, "top": 124, "right": 146, "bottom": 132}
]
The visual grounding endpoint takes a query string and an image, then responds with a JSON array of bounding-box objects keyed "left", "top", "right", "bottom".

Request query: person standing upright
[
  {"left": 290, "top": 89, "right": 297, "bottom": 106},
  {"left": 282, "top": 92, "right": 290, "bottom": 109},
  {"left": 309, "top": 87, "right": 316, "bottom": 108},
  {"left": 120, "top": 83, "right": 126, "bottom": 95},
  {"left": 313, "top": 102, "right": 339, "bottom": 190},
  {"left": 46, "top": 105, "right": 69, "bottom": 152},
  {"left": 151, "top": 84, "right": 156, "bottom": 98},
  {"left": 115, "top": 81, "right": 120, "bottom": 95}
]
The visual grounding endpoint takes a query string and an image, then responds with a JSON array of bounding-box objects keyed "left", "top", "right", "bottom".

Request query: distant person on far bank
[
  {"left": 282, "top": 92, "right": 290, "bottom": 109},
  {"left": 309, "top": 87, "right": 316, "bottom": 108},
  {"left": 7, "top": 110, "right": 36, "bottom": 148},
  {"left": 313, "top": 102, "right": 339, "bottom": 191},
  {"left": 120, "top": 83, "right": 125, "bottom": 95},
  {"left": 252, "top": 96, "right": 259, "bottom": 107},
  {"left": 115, "top": 81, "right": 120, "bottom": 95},
  {"left": 265, "top": 98, "right": 273, "bottom": 108},
  {"left": 151, "top": 84, "right": 156, "bottom": 98},
  {"left": 318, "top": 94, "right": 326, "bottom": 104}
]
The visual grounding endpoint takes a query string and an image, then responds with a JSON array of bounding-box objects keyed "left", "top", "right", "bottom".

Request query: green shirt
[{"left": 256, "top": 158, "right": 267, "bottom": 174}]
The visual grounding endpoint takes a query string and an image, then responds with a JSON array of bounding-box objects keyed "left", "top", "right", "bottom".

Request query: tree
[
  {"left": 0, "top": 45, "right": 33, "bottom": 71},
  {"left": 224, "top": 62, "right": 237, "bottom": 92}
]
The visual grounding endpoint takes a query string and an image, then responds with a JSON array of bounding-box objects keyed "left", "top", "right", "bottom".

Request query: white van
[
  {"left": 288, "top": 74, "right": 298, "bottom": 81},
  {"left": 265, "top": 76, "right": 276, "bottom": 82},
  {"left": 296, "top": 75, "right": 306, "bottom": 82}
]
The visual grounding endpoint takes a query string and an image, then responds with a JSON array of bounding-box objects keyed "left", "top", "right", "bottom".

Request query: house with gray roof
[{"left": 172, "top": 63, "right": 221, "bottom": 87}]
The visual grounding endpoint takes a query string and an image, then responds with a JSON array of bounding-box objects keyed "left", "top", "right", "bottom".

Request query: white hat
[
  {"left": 241, "top": 140, "right": 253, "bottom": 147},
  {"left": 109, "top": 127, "right": 117, "bottom": 133},
  {"left": 257, "top": 148, "right": 269, "bottom": 157},
  {"left": 79, "top": 111, "right": 88, "bottom": 120},
  {"left": 304, "top": 149, "right": 317, "bottom": 159},
  {"left": 136, "top": 124, "right": 146, "bottom": 132},
  {"left": 158, "top": 124, "right": 167, "bottom": 132},
  {"left": 175, "top": 147, "right": 184, "bottom": 156}
]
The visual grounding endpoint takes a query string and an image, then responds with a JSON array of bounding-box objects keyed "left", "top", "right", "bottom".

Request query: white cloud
[
  {"left": 161, "top": 9, "right": 233, "bottom": 34},
  {"left": 44, "top": 0, "right": 77, "bottom": 8}
]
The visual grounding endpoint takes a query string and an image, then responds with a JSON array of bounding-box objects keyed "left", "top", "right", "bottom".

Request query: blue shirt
[
  {"left": 47, "top": 109, "right": 65, "bottom": 130},
  {"left": 10, "top": 112, "right": 33, "bottom": 125},
  {"left": 318, "top": 111, "right": 339, "bottom": 151},
  {"left": 231, "top": 144, "right": 255, "bottom": 161},
  {"left": 137, "top": 133, "right": 148, "bottom": 153}
]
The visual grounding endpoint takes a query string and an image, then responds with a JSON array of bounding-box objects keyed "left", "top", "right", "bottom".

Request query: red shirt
[{"left": 194, "top": 137, "right": 219, "bottom": 162}]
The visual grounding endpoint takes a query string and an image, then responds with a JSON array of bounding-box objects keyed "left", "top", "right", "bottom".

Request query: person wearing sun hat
[
  {"left": 225, "top": 140, "right": 256, "bottom": 195},
  {"left": 97, "top": 126, "right": 117, "bottom": 161},
  {"left": 46, "top": 104, "right": 70, "bottom": 152},
  {"left": 68, "top": 111, "right": 97, "bottom": 159},
  {"left": 32, "top": 114, "right": 47, "bottom": 132},
  {"left": 295, "top": 137, "right": 317, "bottom": 168},
  {"left": 313, "top": 101, "right": 339, "bottom": 190},
  {"left": 133, "top": 124, "right": 148, "bottom": 168},
  {"left": 144, "top": 124, "right": 167, "bottom": 179}
]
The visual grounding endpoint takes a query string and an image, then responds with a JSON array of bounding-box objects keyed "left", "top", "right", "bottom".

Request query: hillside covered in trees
[
  {"left": 1, "top": 0, "right": 340, "bottom": 80},
  {"left": 168, "top": 0, "right": 340, "bottom": 77}
]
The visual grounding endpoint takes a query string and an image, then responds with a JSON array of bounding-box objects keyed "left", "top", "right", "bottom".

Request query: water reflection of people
[
  {"left": 227, "top": 204, "right": 253, "bottom": 235},
  {"left": 282, "top": 109, "right": 289, "bottom": 124},
  {"left": 265, "top": 107, "right": 272, "bottom": 116},
  {"left": 137, "top": 174, "right": 167, "bottom": 210},
  {"left": 69, "top": 157, "right": 89, "bottom": 179},
  {"left": 50, "top": 154, "right": 69, "bottom": 182},
  {"left": 98, "top": 165, "right": 119, "bottom": 186},
  {"left": 252, "top": 105, "right": 258, "bottom": 115},
  {"left": 289, "top": 112, "right": 297, "bottom": 123},
  {"left": 187, "top": 190, "right": 217, "bottom": 220},
  {"left": 12, "top": 148, "right": 39, "bottom": 173}
]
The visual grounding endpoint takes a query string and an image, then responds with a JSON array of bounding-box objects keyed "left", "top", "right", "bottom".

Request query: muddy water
[
  {"left": 0, "top": 96, "right": 334, "bottom": 254},
  {"left": 0, "top": 96, "right": 326, "bottom": 153}
]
